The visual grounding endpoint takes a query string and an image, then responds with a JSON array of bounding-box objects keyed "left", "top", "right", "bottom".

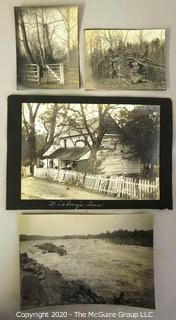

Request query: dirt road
[{"left": 21, "top": 177, "right": 114, "bottom": 200}]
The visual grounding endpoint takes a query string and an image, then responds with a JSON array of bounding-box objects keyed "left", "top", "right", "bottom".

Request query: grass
[{"left": 86, "top": 77, "right": 166, "bottom": 91}]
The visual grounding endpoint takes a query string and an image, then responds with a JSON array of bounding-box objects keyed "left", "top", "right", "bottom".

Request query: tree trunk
[
  {"left": 18, "top": 10, "right": 35, "bottom": 64},
  {"left": 27, "top": 104, "right": 37, "bottom": 175},
  {"left": 44, "top": 24, "right": 54, "bottom": 62},
  {"left": 15, "top": 9, "right": 21, "bottom": 54},
  {"left": 67, "top": 25, "right": 71, "bottom": 63},
  {"left": 35, "top": 8, "right": 45, "bottom": 68},
  {"left": 41, "top": 9, "right": 46, "bottom": 64},
  {"left": 29, "top": 162, "right": 35, "bottom": 176},
  {"left": 28, "top": 132, "right": 36, "bottom": 175},
  {"left": 87, "top": 144, "right": 100, "bottom": 173}
]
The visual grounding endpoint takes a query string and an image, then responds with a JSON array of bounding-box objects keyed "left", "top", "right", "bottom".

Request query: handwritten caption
[{"left": 48, "top": 200, "right": 104, "bottom": 209}]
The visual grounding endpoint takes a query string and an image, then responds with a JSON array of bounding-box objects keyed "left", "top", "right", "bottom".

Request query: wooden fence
[
  {"left": 19, "top": 63, "right": 64, "bottom": 85},
  {"left": 46, "top": 63, "right": 64, "bottom": 84},
  {"left": 19, "top": 64, "right": 40, "bottom": 84},
  {"left": 34, "top": 168, "right": 160, "bottom": 200}
]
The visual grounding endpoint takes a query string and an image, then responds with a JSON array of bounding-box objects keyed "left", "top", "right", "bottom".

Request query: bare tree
[
  {"left": 57, "top": 7, "right": 77, "bottom": 62},
  {"left": 22, "top": 103, "right": 40, "bottom": 174},
  {"left": 137, "top": 30, "right": 145, "bottom": 52},
  {"left": 15, "top": 8, "right": 35, "bottom": 63},
  {"left": 34, "top": 8, "right": 45, "bottom": 68},
  {"left": 66, "top": 104, "right": 116, "bottom": 172},
  {"left": 22, "top": 103, "right": 68, "bottom": 174}
]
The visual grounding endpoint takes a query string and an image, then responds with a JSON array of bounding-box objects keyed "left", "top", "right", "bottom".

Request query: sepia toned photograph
[
  {"left": 21, "top": 102, "right": 160, "bottom": 201},
  {"left": 85, "top": 29, "right": 166, "bottom": 90},
  {"left": 19, "top": 213, "right": 155, "bottom": 309},
  {"left": 15, "top": 6, "right": 79, "bottom": 89},
  {"left": 7, "top": 95, "right": 172, "bottom": 210}
]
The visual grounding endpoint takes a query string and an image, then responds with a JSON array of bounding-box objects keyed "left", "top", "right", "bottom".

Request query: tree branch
[
  {"left": 80, "top": 104, "right": 95, "bottom": 143},
  {"left": 22, "top": 107, "right": 29, "bottom": 137},
  {"left": 33, "top": 103, "right": 40, "bottom": 120}
]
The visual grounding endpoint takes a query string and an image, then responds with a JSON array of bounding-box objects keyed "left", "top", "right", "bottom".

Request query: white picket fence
[{"left": 34, "top": 168, "right": 160, "bottom": 200}]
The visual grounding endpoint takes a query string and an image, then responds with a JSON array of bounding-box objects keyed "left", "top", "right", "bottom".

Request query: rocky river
[{"left": 20, "top": 238, "right": 155, "bottom": 309}]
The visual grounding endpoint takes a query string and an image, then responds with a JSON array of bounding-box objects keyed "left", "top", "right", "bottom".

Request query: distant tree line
[
  {"left": 93, "top": 229, "right": 153, "bottom": 247},
  {"left": 20, "top": 229, "right": 153, "bottom": 247}
]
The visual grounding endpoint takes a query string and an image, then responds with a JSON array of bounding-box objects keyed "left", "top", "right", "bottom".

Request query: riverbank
[{"left": 21, "top": 253, "right": 104, "bottom": 309}]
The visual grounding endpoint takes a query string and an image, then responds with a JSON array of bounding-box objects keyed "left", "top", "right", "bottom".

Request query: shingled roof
[{"left": 42, "top": 147, "right": 89, "bottom": 161}]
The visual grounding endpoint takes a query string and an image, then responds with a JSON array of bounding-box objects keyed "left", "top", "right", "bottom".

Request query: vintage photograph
[
  {"left": 15, "top": 6, "right": 79, "bottom": 89},
  {"left": 85, "top": 29, "right": 166, "bottom": 90},
  {"left": 19, "top": 213, "right": 155, "bottom": 309},
  {"left": 21, "top": 102, "right": 160, "bottom": 201}
]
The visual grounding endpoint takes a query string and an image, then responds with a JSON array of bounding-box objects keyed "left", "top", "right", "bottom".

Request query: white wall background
[{"left": 0, "top": 0, "right": 176, "bottom": 319}]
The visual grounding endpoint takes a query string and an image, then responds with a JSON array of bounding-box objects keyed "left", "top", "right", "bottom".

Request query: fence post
[{"left": 33, "top": 168, "right": 159, "bottom": 200}]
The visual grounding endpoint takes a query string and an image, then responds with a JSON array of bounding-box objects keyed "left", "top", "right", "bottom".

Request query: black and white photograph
[
  {"left": 6, "top": 95, "right": 172, "bottom": 210},
  {"left": 85, "top": 29, "right": 166, "bottom": 90},
  {"left": 15, "top": 6, "right": 79, "bottom": 89},
  {"left": 21, "top": 102, "right": 160, "bottom": 201},
  {"left": 19, "top": 213, "right": 155, "bottom": 309}
]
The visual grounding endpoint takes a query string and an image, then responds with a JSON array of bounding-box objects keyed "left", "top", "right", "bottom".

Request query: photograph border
[
  {"left": 84, "top": 28, "right": 167, "bottom": 91},
  {"left": 6, "top": 95, "right": 172, "bottom": 210},
  {"left": 19, "top": 213, "right": 154, "bottom": 309},
  {"left": 15, "top": 5, "right": 80, "bottom": 90}
]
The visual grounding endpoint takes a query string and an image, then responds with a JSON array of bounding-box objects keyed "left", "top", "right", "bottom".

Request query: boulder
[
  {"left": 21, "top": 272, "right": 50, "bottom": 307},
  {"left": 20, "top": 253, "right": 104, "bottom": 309},
  {"left": 36, "top": 242, "right": 67, "bottom": 256}
]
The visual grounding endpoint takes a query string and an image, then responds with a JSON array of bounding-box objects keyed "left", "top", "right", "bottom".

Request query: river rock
[
  {"left": 36, "top": 242, "right": 67, "bottom": 256},
  {"left": 20, "top": 253, "right": 104, "bottom": 309}
]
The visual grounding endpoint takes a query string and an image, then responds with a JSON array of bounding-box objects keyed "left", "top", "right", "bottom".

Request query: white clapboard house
[{"left": 36, "top": 115, "right": 146, "bottom": 176}]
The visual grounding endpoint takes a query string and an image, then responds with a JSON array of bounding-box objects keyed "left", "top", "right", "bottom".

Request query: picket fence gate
[{"left": 34, "top": 168, "right": 159, "bottom": 200}]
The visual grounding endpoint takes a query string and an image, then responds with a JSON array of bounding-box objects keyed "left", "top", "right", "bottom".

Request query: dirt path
[{"left": 21, "top": 177, "right": 114, "bottom": 200}]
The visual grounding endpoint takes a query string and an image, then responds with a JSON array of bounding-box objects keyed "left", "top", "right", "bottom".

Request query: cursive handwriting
[{"left": 48, "top": 200, "right": 104, "bottom": 209}]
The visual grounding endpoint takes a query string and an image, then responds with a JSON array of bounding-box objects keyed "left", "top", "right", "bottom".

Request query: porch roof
[{"left": 42, "top": 147, "right": 89, "bottom": 161}]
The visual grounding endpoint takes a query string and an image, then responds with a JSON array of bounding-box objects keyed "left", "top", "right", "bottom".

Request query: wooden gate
[{"left": 46, "top": 63, "right": 64, "bottom": 84}]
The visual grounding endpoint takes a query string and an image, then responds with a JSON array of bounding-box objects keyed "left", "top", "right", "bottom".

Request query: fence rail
[
  {"left": 19, "top": 64, "right": 40, "bottom": 84},
  {"left": 46, "top": 63, "right": 64, "bottom": 84},
  {"left": 34, "top": 168, "right": 159, "bottom": 200}
]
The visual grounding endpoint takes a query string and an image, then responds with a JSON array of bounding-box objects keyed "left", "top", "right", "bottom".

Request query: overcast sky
[
  {"left": 19, "top": 213, "right": 153, "bottom": 236},
  {"left": 21, "top": 6, "right": 78, "bottom": 53},
  {"left": 22, "top": 103, "right": 136, "bottom": 135},
  {"left": 86, "top": 29, "right": 165, "bottom": 44}
]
